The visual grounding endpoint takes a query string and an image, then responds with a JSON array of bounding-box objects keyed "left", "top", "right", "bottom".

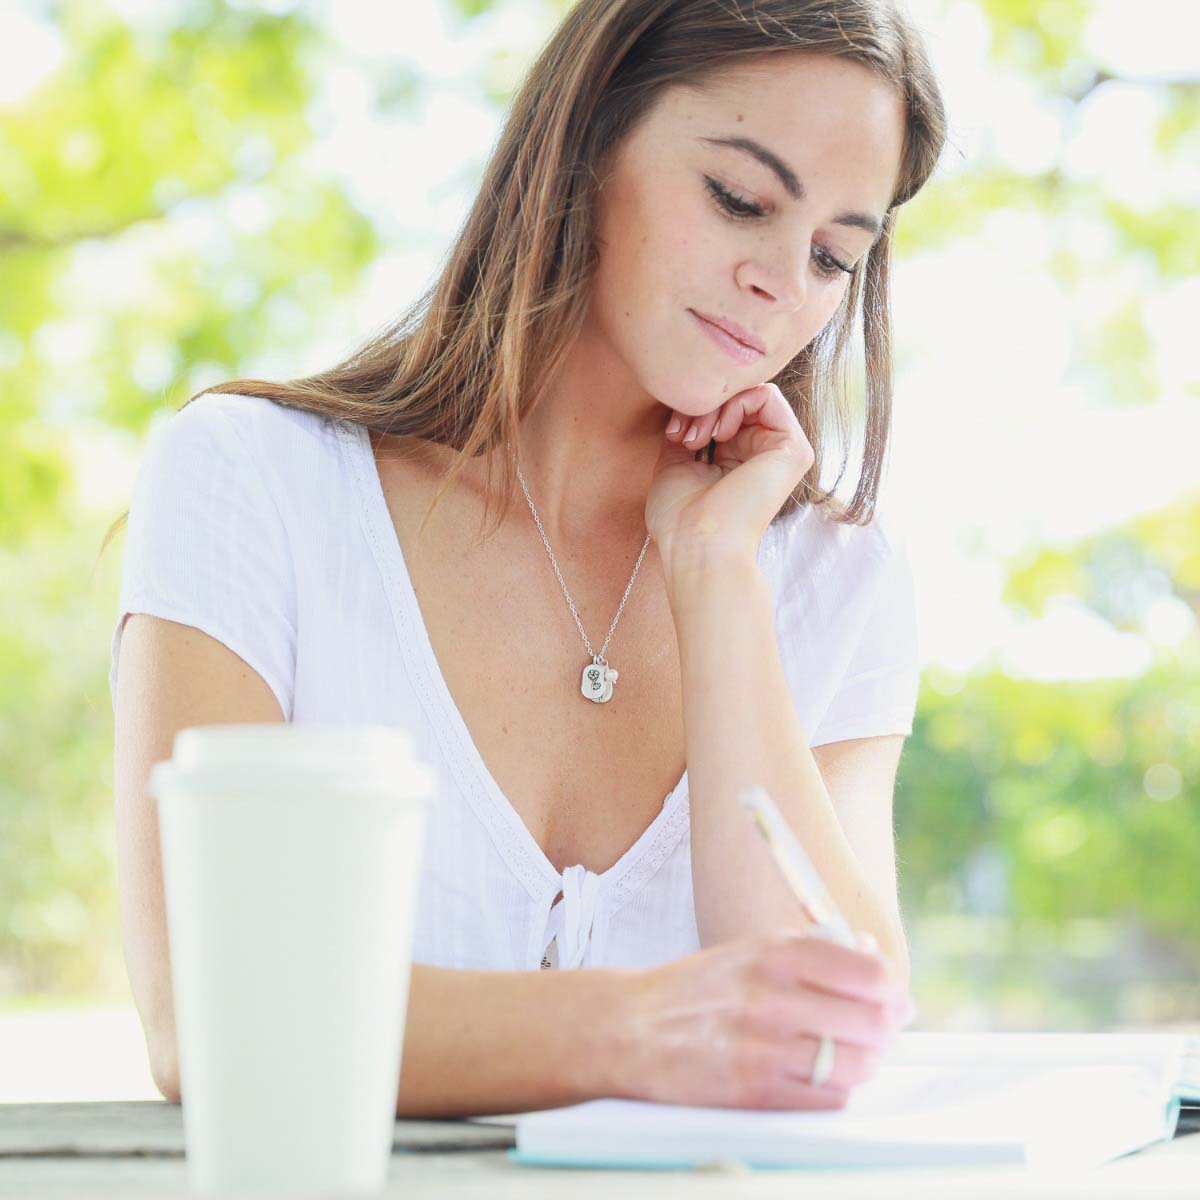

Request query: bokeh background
[{"left": 2, "top": 0, "right": 1197, "bottom": 1100}]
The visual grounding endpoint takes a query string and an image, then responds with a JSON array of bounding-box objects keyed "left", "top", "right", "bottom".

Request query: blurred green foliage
[
  {"left": 1, "top": 0, "right": 1197, "bottom": 1028},
  {"left": 1, "top": 0, "right": 381, "bottom": 995}
]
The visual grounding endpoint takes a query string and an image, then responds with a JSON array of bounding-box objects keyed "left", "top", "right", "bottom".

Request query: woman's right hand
[{"left": 614, "top": 929, "right": 916, "bottom": 1110}]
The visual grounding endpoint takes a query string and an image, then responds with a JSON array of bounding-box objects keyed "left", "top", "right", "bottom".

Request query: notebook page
[
  {"left": 885, "top": 1031, "right": 1191, "bottom": 1072},
  {"left": 515, "top": 1057, "right": 1176, "bottom": 1169}
]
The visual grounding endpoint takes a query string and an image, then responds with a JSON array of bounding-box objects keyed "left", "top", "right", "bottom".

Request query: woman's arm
[
  {"left": 150, "top": 958, "right": 641, "bottom": 1116},
  {"left": 669, "top": 550, "right": 910, "bottom": 988},
  {"left": 393, "top": 964, "right": 637, "bottom": 1116},
  {"left": 114, "top": 613, "right": 290, "bottom": 1104}
]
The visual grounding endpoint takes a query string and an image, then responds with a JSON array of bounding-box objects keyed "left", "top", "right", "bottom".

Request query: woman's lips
[{"left": 688, "top": 309, "right": 766, "bottom": 364}]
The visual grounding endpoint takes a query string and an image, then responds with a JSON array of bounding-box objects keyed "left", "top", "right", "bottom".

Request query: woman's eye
[
  {"left": 704, "top": 176, "right": 765, "bottom": 219},
  {"left": 813, "top": 248, "right": 853, "bottom": 280},
  {"left": 703, "top": 176, "right": 853, "bottom": 281}
]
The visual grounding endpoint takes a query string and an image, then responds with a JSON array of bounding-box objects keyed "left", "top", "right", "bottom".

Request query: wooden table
[{"left": 1, "top": 1102, "right": 1196, "bottom": 1197}]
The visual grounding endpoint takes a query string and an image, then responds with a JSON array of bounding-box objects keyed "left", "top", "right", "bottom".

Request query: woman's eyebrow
[{"left": 698, "top": 134, "right": 882, "bottom": 237}]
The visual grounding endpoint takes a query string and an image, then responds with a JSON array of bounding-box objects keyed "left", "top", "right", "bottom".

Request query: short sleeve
[
  {"left": 108, "top": 396, "right": 298, "bottom": 721},
  {"left": 806, "top": 525, "right": 921, "bottom": 747}
]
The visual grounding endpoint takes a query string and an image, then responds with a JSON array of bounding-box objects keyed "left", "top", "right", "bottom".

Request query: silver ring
[{"left": 810, "top": 1034, "right": 836, "bottom": 1087}]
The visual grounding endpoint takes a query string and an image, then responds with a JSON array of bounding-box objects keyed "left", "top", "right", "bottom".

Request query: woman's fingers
[
  {"left": 754, "top": 931, "right": 905, "bottom": 1005},
  {"left": 682, "top": 410, "right": 718, "bottom": 446},
  {"left": 731, "top": 1034, "right": 878, "bottom": 1109},
  {"left": 738, "top": 979, "right": 898, "bottom": 1052},
  {"left": 665, "top": 403, "right": 733, "bottom": 446},
  {"left": 665, "top": 383, "right": 776, "bottom": 448},
  {"left": 756, "top": 1081, "right": 850, "bottom": 1111},
  {"left": 780, "top": 1035, "right": 882, "bottom": 1091}
]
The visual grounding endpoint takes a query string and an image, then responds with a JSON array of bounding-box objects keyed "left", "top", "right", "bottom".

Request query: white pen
[{"left": 737, "top": 784, "right": 857, "bottom": 948}]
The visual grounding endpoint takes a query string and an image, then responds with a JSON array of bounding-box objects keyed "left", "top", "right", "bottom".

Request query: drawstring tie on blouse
[{"left": 539, "top": 863, "right": 607, "bottom": 969}]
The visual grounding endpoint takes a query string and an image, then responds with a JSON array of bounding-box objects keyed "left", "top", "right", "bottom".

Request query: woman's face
[{"left": 588, "top": 51, "right": 906, "bottom": 420}]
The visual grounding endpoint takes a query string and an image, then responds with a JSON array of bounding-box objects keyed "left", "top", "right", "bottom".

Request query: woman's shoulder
[
  {"left": 171, "top": 390, "right": 342, "bottom": 452},
  {"left": 153, "top": 391, "right": 358, "bottom": 494},
  {"left": 769, "top": 497, "right": 907, "bottom": 599},
  {"left": 134, "top": 392, "right": 359, "bottom": 544}
]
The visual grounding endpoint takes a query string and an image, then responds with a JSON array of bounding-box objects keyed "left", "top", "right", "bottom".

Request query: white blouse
[{"left": 109, "top": 393, "right": 920, "bottom": 973}]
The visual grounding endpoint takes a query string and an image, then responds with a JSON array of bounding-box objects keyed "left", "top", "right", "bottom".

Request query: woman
[{"left": 104, "top": 0, "right": 946, "bottom": 1116}]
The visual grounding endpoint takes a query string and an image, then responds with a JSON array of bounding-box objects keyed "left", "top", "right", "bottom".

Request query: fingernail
[
  {"left": 684, "top": 422, "right": 697, "bottom": 443},
  {"left": 666, "top": 417, "right": 681, "bottom": 435}
]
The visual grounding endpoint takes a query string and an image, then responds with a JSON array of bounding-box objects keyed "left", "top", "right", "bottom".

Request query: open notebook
[{"left": 504, "top": 1032, "right": 1200, "bottom": 1171}]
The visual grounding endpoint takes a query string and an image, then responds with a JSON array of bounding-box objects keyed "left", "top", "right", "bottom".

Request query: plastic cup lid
[{"left": 156, "top": 723, "right": 437, "bottom": 796}]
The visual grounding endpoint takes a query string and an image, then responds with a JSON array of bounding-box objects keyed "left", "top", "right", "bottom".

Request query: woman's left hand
[{"left": 645, "top": 382, "right": 815, "bottom": 578}]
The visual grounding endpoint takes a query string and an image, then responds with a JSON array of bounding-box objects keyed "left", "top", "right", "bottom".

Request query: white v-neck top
[{"left": 109, "top": 393, "right": 920, "bottom": 973}]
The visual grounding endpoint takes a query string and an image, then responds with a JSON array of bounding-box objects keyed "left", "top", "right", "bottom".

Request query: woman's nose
[{"left": 740, "top": 247, "right": 809, "bottom": 311}]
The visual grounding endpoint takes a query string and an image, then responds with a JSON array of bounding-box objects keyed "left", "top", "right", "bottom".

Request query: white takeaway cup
[{"left": 150, "top": 723, "right": 435, "bottom": 1196}]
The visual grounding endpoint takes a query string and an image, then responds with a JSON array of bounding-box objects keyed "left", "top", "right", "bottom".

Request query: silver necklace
[{"left": 508, "top": 443, "right": 651, "bottom": 704}]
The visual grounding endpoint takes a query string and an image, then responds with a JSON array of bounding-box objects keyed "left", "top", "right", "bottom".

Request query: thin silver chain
[{"left": 507, "top": 442, "right": 651, "bottom": 668}]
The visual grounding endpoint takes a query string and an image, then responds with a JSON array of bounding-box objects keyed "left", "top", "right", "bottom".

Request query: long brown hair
[{"left": 98, "top": 0, "right": 946, "bottom": 567}]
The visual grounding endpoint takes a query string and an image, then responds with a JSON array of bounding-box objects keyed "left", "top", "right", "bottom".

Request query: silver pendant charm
[{"left": 581, "top": 655, "right": 619, "bottom": 704}]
